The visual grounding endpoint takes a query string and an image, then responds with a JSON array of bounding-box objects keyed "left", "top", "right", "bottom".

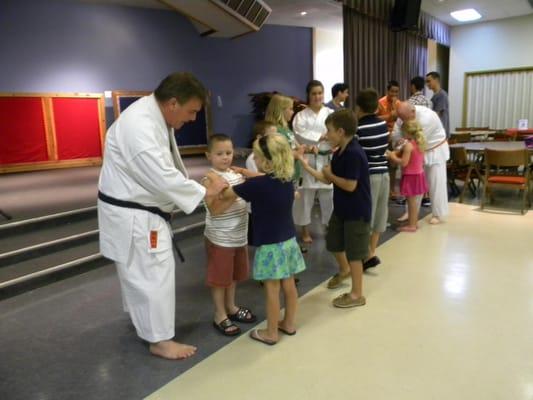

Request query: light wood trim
[
  {"left": 179, "top": 146, "right": 208, "bottom": 156},
  {"left": 465, "top": 66, "right": 533, "bottom": 77},
  {"left": 96, "top": 96, "right": 107, "bottom": 153},
  {"left": 0, "top": 92, "right": 103, "bottom": 98},
  {"left": 112, "top": 90, "right": 151, "bottom": 119},
  {"left": 0, "top": 158, "right": 102, "bottom": 174},
  {"left": 462, "top": 72, "right": 469, "bottom": 128},
  {"left": 42, "top": 97, "right": 58, "bottom": 161},
  {"left": 462, "top": 66, "right": 533, "bottom": 127}
]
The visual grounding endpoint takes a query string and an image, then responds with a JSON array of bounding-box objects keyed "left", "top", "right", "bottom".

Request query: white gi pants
[
  {"left": 115, "top": 212, "right": 175, "bottom": 343},
  {"left": 425, "top": 162, "right": 449, "bottom": 219},
  {"left": 293, "top": 188, "right": 333, "bottom": 226}
]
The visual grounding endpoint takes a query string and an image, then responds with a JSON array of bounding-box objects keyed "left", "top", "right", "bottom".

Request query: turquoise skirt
[{"left": 253, "top": 237, "right": 306, "bottom": 281}]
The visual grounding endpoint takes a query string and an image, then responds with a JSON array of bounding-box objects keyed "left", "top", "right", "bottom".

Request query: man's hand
[
  {"left": 322, "top": 164, "right": 332, "bottom": 180},
  {"left": 204, "top": 172, "right": 228, "bottom": 197}
]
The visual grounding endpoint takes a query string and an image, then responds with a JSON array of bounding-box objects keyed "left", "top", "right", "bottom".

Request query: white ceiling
[
  {"left": 67, "top": 0, "right": 533, "bottom": 29},
  {"left": 420, "top": 0, "right": 533, "bottom": 26}
]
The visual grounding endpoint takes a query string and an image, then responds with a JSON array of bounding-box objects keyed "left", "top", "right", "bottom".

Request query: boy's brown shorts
[{"left": 205, "top": 238, "right": 249, "bottom": 288}]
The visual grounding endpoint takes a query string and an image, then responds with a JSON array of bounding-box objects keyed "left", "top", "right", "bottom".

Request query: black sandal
[
  {"left": 213, "top": 318, "right": 241, "bottom": 336},
  {"left": 228, "top": 307, "right": 257, "bottom": 323}
]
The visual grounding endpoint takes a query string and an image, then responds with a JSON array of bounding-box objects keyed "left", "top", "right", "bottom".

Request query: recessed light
[
  {"left": 300, "top": 11, "right": 307, "bottom": 16},
  {"left": 450, "top": 8, "right": 482, "bottom": 22}
]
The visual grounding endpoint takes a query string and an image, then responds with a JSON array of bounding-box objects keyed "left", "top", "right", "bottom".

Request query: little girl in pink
[{"left": 386, "top": 120, "right": 428, "bottom": 232}]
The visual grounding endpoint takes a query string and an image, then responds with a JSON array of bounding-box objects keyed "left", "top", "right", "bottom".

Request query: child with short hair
[
  {"left": 202, "top": 134, "right": 256, "bottom": 336},
  {"left": 207, "top": 134, "right": 306, "bottom": 345},
  {"left": 386, "top": 120, "right": 428, "bottom": 232},
  {"left": 297, "top": 109, "right": 371, "bottom": 307}
]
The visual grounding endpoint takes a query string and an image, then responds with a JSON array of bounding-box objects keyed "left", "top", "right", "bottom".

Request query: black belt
[{"left": 98, "top": 191, "right": 185, "bottom": 262}]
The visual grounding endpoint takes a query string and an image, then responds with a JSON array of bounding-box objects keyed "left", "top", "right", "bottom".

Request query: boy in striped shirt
[
  {"left": 356, "top": 89, "right": 390, "bottom": 271},
  {"left": 202, "top": 134, "right": 256, "bottom": 336}
]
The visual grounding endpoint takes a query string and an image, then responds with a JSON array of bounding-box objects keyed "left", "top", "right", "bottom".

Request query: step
[{"left": 0, "top": 211, "right": 207, "bottom": 295}]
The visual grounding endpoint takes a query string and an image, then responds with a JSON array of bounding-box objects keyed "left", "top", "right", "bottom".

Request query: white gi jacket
[
  {"left": 292, "top": 106, "right": 334, "bottom": 189},
  {"left": 98, "top": 94, "right": 206, "bottom": 263},
  {"left": 392, "top": 105, "right": 449, "bottom": 165}
]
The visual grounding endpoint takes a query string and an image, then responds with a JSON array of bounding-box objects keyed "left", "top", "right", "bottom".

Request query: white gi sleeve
[{"left": 129, "top": 147, "right": 206, "bottom": 214}]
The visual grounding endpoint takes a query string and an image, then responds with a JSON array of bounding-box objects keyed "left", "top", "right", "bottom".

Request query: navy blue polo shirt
[{"left": 330, "top": 137, "right": 371, "bottom": 222}]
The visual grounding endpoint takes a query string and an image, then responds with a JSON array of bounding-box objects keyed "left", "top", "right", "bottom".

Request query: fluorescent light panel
[{"left": 450, "top": 8, "right": 482, "bottom": 22}]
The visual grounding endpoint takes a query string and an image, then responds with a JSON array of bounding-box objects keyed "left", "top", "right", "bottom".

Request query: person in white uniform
[
  {"left": 292, "top": 80, "right": 334, "bottom": 243},
  {"left": 392, "top": 102, "right": 449, "bottom": 224},
  {"left": 98, "top": 72, "right": 227, "bottom": 360}
]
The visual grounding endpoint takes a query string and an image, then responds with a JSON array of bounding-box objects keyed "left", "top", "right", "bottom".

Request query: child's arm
[
  {"left": 322, "top": 165, "right": 357, "bottom": 192},
  {"left": 386, "top": 141, "right": 412, "bottom": 168},
  {"left": 297, "top": 154, "right": 331, "bottom": 184},
  {"left": 231, "top": 166, "right": 264, "bottom": 178},
  {"left": 202, "top": 174, "right": 236, "bottom": 216}
]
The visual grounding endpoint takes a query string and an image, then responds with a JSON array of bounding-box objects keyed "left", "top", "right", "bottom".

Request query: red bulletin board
[
  {"left": 0, "top": 97, "right": 49, "bottom": 164},
  {"left": 52, "top": 97, "right": 102, "bottom": 160},
  {"left": 0, "top": 93, "right": 105, "bottom": 174}
]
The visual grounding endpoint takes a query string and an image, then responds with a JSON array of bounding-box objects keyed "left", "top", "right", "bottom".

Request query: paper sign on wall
[{"left": 518, "top": 119, "right": 528, "bottom": 130}]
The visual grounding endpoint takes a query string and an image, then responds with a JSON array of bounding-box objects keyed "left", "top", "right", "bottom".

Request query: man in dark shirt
[
  {"left": 426, "top": 71, "right": 449, "bottom": 137},
  {"left": 356, "top": 89, "right": 389, "bottom": 271},
  {"left": 325, "top": 83, "right": 349, "bottom": 111},
  {"left": 297, "top": 109, "right": 370, "bottom": 308}
]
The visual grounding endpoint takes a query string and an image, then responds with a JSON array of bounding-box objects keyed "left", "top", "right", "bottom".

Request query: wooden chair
[
  {"left": 480, "top": 149, "right": 531, "bottom": 214},
  {"left": 448, "top": 146, "right": 481, "bottom": 202},
  {"left": 452, "top": 132, "right": 471, "bottom": 144},
  {"left": 488, "top": 130, "right": 514, "bottom": 142}
]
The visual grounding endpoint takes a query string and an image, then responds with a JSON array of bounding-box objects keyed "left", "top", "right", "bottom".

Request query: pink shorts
[{"left": 205, "top": 238, "right": 249, "bottom": 288}]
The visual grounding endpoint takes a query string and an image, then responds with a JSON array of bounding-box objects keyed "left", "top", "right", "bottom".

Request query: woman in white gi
[
  {"left": 292, "top": 80, "right": 334, "bottom": 243},
  {"left": 393, "top": 102, "right": 449, "bottom": 224},
  {"left": 98, "top": 73, "right": 227, "bottom": 360}
]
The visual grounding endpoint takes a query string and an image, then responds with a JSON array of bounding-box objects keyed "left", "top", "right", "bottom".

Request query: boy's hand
[{"left": 385, "top": 150, "right": 392, "bottom": 159}]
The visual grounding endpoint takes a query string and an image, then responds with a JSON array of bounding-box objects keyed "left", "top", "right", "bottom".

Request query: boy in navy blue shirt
[{"left": 297, "top": 109, "right": 371, "bottom": 308}]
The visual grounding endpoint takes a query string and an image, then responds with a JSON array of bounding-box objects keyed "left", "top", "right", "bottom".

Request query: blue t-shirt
[
  {"left": 233, "top": 174, "right": 296, "bottom": 246},
  {"left": 330, "top": 138, "right": 371, "bottom": 222}
]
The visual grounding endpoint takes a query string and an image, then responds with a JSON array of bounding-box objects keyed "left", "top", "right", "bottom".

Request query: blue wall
[{"left": 0, "top": 0, "right": 312, "bottom": 147}]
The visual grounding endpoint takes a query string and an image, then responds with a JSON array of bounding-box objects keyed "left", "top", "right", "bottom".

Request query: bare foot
[
  {"left": 397, "top": 213, "right": 408, "bottom": 223},
  {"left": 255, "top": 328, "right": 278, "bottom": 343},
  {"left": 429, "top": 216, "right": 441, "bottom": 225},
  {"left": 149, "top": 340, "right": 197, "bottom": 360},
  {"left": 278, "top": 321, "right": 296, "bottom": 335},
  {"left": 301, "top": 235, "right": 313, "bottom": 243}
]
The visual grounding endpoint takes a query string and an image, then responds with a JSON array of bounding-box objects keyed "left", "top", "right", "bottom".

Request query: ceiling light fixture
[
  {"left": 450, "top": 8, "right": 482, "bottom": 22},
  {"left": 300, "top": 11, "right": 307, "bottom": 16}
]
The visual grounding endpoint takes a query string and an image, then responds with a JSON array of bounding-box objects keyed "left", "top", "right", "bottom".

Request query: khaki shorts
[
  {"left": 370, "top": 173, "right": 390, "bottom": 233},
  {"left": 326, "top": 213, "right": 370, "bottom": 262}
]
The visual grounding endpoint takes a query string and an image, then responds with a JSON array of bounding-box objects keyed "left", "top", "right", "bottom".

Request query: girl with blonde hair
[
  {"left": 386, "top": 120, "right": 428, "bottom": 232},
  {"left": 265, "top": 94, "right": 302, "bottom": 184},
  {"left": 206, "top": 134, "right": 306, "bottom": 345}
]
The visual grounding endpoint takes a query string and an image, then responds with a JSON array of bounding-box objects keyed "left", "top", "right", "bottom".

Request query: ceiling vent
[{"left": 159, "top": 0, "right": 271, "bottom": 38}]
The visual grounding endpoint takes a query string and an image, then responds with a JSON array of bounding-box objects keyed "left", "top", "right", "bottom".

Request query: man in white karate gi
[
  {"left": 98, "top": 72, "right": 227, "bottom": 360},
  {"left": 393, "top": 102, "right": 449, "bottom": 224}
]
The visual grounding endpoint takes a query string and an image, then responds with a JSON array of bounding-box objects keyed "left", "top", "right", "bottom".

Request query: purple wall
[{"left": 0, "top": 0, "right": 312, "bottom": 147}]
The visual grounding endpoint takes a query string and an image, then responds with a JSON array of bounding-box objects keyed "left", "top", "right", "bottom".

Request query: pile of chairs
[{"left": 448, "top": 126, "right": 532, "bottom": 214}]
